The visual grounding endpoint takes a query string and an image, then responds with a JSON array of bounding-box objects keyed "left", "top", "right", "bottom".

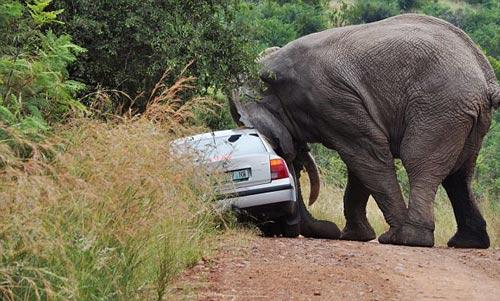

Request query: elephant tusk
[{"left": 304, "top": 152, "right": 320, "bottom": 206}]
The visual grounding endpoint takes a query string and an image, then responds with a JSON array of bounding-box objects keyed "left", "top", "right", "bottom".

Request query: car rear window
[{"left": 181, "top": 134, "right": 267, "bottom": 159}]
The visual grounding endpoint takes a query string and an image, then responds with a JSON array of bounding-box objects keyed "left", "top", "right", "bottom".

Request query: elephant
[{"left": 229, "top": 14, "right": 499, "bottom": 248}]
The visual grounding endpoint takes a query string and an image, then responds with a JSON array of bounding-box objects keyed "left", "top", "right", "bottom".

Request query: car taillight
[{"left": 270, "top": 158, "right": 289, "bottom": 180}]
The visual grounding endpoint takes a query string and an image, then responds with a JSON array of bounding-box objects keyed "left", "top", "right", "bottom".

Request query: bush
[
  {"left": 345, "top": 0, "right": 399, "bottom": 24},
  {"left": 398, "top": 0, "right": 420, "bottom": 11},
  {"left": 475, "top": 113, "right": 500, "bottom": 200},
  {"left": 52, "top": 0, "right": 256, "bottom": 110},
  {"left": 311, "top": 144, "right": 348, "bottom": 189},
  {"left": 237, "top": 0, "right": 328, "bottom": 49}
]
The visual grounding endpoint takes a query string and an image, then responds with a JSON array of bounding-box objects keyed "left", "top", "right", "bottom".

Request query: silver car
[{"left": 172, "top": 128, "right": 300, "bottom": 237}]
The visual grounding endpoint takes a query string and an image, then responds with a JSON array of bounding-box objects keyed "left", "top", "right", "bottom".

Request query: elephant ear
[
  {"left": 229, "top": 91, "right": 296, "bottom": 161},
  {"left": 258, "top": 47, "right": 289, "bottom": 86}
]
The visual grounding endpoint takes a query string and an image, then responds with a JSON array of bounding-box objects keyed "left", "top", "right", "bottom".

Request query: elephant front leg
[
  {"left": 340, "top": 170, "right": 376, "bottom": 242},
  {"left": 338, "top": 143, "right": 408, "bottom": 246}
]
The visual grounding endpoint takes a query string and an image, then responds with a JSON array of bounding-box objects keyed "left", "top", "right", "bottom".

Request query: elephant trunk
[{"left": 291, "top": 156, "right": 341, "bottom": 239}]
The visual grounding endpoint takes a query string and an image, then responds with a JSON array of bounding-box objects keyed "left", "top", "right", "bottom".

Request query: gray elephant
[{"left": 229, "top": 14, "right": 499, "bottom": 248}]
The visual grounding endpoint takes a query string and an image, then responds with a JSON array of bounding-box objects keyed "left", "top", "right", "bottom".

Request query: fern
[
  {"left": 0, "top": 0, "right": 86, "bottom": 160},
  {"left": 27, "top": 0, "right": 64, "bottom": 26}
]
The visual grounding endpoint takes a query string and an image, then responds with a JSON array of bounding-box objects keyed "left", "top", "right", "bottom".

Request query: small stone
[{"left": 314, "top": 292, "right": 321, "bottom": 296}]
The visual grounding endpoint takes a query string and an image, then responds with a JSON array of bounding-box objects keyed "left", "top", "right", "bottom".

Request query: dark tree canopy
[{"left": 53, "top": 0, "right": 256, "bottom": 108}]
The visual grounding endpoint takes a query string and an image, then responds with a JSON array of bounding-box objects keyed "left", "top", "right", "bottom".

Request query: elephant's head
[
  {"left": 229, "top": 89, "right": 320, "bottom": 206},
  {"left": 228, "top": 47, "right": 341, "bottom": 239}
]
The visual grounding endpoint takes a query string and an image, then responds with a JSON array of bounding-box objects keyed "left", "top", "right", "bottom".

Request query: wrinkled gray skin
[{"left": 231, "top": 14, "right": 499, "bottom": 248}]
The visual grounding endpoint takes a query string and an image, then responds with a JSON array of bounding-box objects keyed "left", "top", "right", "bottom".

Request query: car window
[{"left": 180, "top": 134, "right": 267, "bottom": 160}]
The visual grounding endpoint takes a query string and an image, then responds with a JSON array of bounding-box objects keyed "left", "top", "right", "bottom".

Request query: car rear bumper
[
  {"left": 221, "top": 183, "right": 293, "bottom": 207},
  {"left": 216, "top": 178, "right": 297, "bottom": 221}
]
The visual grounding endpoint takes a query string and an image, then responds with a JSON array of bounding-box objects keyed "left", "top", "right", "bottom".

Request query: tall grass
[
  {"left": 305, "top": 176, "right": 499, "bottom": 247},
  {"left": 0, "top": 119, "right": 226, "bottom": 300},
  {"left": 0, "top": 69, "right": 229, "bottom": 300}
]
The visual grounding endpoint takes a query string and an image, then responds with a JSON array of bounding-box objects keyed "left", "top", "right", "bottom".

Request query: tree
[
  {"left": 52, "top": 0, "right": 256, "bottom": 110},
  {"left": 346, "top": 0, "right": 399, "bottom": 24},
  {"left": 237, "top": 0, "right": 329, "bottom": 49}
]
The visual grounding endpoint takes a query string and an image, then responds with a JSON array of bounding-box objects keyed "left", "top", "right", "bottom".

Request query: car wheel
[{"left": 281, "top": 222, "right": 300, "bottom": 238}]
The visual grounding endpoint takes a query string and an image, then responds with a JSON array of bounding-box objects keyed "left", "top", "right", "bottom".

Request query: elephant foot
[
  {"left": 341, "top": 222, "right": 376, "bottom": 242},
  {"left": 378, "top": 223, "right": 434, "bottom": 247},
  {"left": 301, "top": 220, "right": 341, "bottom": 239},
  {"left": 448, "top": 228, "right": 490, "bottom": 249},
  {"left": 378, "top": 226, "right": 398, "bottom": 244}
]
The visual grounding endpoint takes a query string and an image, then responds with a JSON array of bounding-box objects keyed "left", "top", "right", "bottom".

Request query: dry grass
[
  {"left": 0, "top": 119, "right": 228, "bottom": 300},
  {"left": 303, "top": 176, "right": 499, "bottom": 248},
  {"left": 0, "top": 71, "right": 231, "bottom": 300}
]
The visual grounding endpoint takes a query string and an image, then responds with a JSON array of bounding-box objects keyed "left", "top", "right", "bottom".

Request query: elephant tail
[{"left": 488, "top": 83, "right": 500, "bottom": 110}]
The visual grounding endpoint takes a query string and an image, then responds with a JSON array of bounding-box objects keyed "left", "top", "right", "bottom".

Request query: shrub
[
  {"left": 52, "top": 0, "right": 256, "bottom": 110},
  {"left": 237, "top": 0, "right": 329, "bottom": 49},
  {"left": 475, "top": 113, "right": 500, "bottom": 201},
  {"left": 398, "top": 0, "right": 420, "bottom": 11},
  {"left": 345, "top": 0, "right": 399, "bottom": 24}
]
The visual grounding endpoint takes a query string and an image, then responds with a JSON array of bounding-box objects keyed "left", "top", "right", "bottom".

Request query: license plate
[{"left": 231, "top": 169, "right": 250, "bottom": 182}]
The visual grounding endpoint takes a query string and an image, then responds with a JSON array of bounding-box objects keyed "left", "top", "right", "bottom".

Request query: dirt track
[{"left": 174, "top": 236, "right": 500, "bottom": 301}]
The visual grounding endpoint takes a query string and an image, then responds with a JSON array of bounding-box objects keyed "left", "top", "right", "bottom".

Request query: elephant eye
[{"left": 260, "top": 83, "right": 272, "bottom": 96}]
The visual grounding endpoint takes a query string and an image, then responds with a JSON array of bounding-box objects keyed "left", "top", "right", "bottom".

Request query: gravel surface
[{"left": 173, "top": 237, "right": 500, "bottom": 300}]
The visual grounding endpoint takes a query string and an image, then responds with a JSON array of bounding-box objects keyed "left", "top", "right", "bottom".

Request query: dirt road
[{"left": 175, "top": 236, "right": 500, "bottom": 300}]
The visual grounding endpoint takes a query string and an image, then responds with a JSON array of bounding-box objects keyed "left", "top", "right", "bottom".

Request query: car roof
[{"left": 172, "top": 128, "right": 260, "bottom": 144}]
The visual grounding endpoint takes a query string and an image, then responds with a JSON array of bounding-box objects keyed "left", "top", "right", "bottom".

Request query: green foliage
[
  {"left": 345, "top": 0, "right": 399, "bottom": 24},
  {"left": 311, "top": 144, "right": 348, "bottom": 188},
  {"left": 52, "top": 0, "right": 256, "bottom": 110},
  {"left": 237, "top": 0, "right": 329, "bottom": 49},
  {"left": 0, "top": 0, "right": 85, "bottom": 160},
  {"left": 488, "top": 55, "right": 500, "bottom": 79},
  {"left": 193, "top": 90, "right": 236, "bottom": 131},
  {"left": 398, "top": 0, "right": 420, "bottom": 11},
  {"left": 475, "top": 114, "right": 500, "bottom": 200},
  {"left": 327, "top": 1, "right": 351, "bottom": 27},
  {"left": 27, "top": 0, "right": 63, "bottom": 26}
]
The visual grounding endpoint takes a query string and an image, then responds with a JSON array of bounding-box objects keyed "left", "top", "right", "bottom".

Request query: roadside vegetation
[{"left": 0, "top": 0, "right": 498, "bottom": 299}]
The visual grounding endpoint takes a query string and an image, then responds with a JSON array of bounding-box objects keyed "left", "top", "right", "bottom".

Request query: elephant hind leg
[
  {"left": 399, "top": 114, "right": 474, "bottom": 247},
  {"left": 442, "top": 156, "right": 489, "bottom": 249},
  {"left": 340, "top": 170, "right": 376, "bottom": 242}
]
